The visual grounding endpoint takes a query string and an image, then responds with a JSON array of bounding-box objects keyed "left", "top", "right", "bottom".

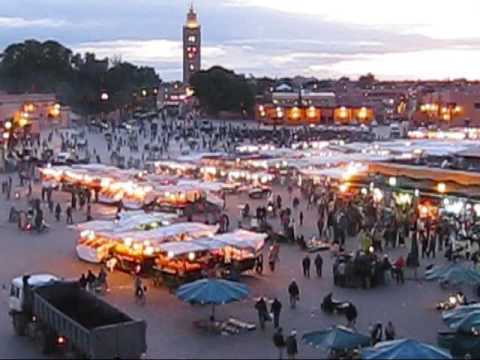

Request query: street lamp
[
  {"left": 100, "top": 92, "right": 109, "bottom": 101},
  {"left": 388, "top": 176, "right": 397, "bottom": 187},
  {"left": 437, "top": 182, "right": 446, "bottom": 194}
]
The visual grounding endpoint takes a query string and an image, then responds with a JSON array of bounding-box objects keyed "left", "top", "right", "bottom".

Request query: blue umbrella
[
  {"left": 425, "top": 264, "right": 480, "bottom": 285},
  {"left": 456, "top": 311, "right": 480, "bottom": 333},
  {"left": 426, "top": 264, "right": 456, "bottom": 279},
  {"left": 302, "top": 325, "right": 371, "bottom": 351},
  {"left": 361, "top": 339, "right": 452, "bottom": 360},
  {"left": 443, "top": 304, "right": 480, "bottom": 329},
  {"left": 176, "top": 278, "right": 249, "bottom": 320}
]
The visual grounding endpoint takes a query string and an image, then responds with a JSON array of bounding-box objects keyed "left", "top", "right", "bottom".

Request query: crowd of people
[{"left": 3, "top": 113, "right": 480, "bottom": 359}]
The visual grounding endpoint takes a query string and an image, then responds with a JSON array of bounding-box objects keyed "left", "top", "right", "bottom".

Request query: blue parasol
[
  {"left": 443, "top": 304, "right": 480, "bottom": 329},
  {"left": 176, "top": 278, "right": 249, "bottom": 320},
  {"left": 456, "top": 310, "right": 480, "bottom": 333},
  {"left": 361, "top": 339, "right": 452, "bottom": 359},
  {"left": 425, "top": 264, "right": 480, "bottom": 285},
  {"left": 302, "top": 325, "right": 371, "bottom": 351}
]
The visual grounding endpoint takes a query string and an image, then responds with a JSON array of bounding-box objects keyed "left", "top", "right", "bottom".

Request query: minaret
[{"left": 183, "top": 3, "right": 201, "bottom": 84}]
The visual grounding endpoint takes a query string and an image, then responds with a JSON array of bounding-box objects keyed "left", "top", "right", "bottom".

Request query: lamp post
[{"left": 100, "top": 92, "right": 109, "bottom": 123}]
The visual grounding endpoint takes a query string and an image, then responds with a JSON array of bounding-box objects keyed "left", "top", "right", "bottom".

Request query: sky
[{"left": 1, "top": 0, "right": 480, "bottom": 81}]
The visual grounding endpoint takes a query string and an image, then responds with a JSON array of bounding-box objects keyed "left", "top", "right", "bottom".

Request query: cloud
[
  {"left": 2, "top": 0, "right": 480, "bottom": 80},
  {"left": 0, "top": 16, "right": 68, "bottom": 28},
  {"left": 227, "top": 0, "right": 480, "bottom": 39},
  {"left": 76, "top": 40, "right": 182, "bottom": 63}
]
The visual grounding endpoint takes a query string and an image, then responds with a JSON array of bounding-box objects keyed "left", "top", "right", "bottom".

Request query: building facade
[
  {"left": 255, "top": 83, "right": 375, "bottom": 125},
  {"left": 0, "top": 93, "right": 70, "bottom": 136},
  {"left": 411, "top": 87, "right": 480, "bottom": 128},
  {"left": 183, "top": 5, "right": 201, "bottom": 84}
]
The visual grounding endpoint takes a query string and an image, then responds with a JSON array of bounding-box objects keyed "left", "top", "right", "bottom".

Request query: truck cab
[{"left": 9, "top": 274, "right": 58, "bottom": 313}]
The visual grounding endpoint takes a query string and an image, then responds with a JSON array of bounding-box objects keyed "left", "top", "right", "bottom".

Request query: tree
[
  {"left": 0, "top": 39, "right": 161, "bottom": 115},
  {"left": 0, "top": 39, "right": 73, "bottom": 93},
  {"left": 358, "top": 73, "right": 376, "bottom": 89},
  {"left": 190, "top": 66, "right": 255, "bottom": 116}
]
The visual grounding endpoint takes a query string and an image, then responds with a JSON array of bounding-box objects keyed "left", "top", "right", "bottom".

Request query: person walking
[
  {"left": 271, "top": 298, "right": 282, "bottom": 328},
  {"left": 78, "top": 273, "right": 87, "bottom": 289},
  {"left": 48, "top": 199, "right": 54, "bottom": 214},
  {"left": 314, "top": 253, "right": 323, "bottom": 277},
  {"left": 71, "top": 193, "right": 77, "bottom": 210},
  {"left": 86, "top": 270, "right": 96, "bottom": 293},
  {"left": 385, "top": 321, "right": 396, "bottom": 341},
  {"left": 420, "top": 227, "right": 428, "bottom": 259},
  {"left": 371, "top": 323, "right": 383, "bottom": 345},
  {"left": 302, "top": 255, "right": 311, "bottom": 278},
  {"left": 299, "top": 211, "right": 304, "bottom": 226},
  {"left": 268, "top": 243, "right": 280, "bottom": 272},
  {"left": 273, "top": 327, "right": 286, "bottom": 360},
  {"left": 345, "top": 303, "right": 358, "bottom": 328},
  {"left": 288, "top": 280, "right": 300, "bottom": 309},
  {"left": 55, "top": 203, "right": 61, "bottom": 221},
  {"left": 66, "top": 205, "right": 73, "bottom": 224},
  {"left": 427, "top": 232, "right": 437, "bottom": 259},
  {"left": 394, "top": 256, "right": 405, "bottom": 285},
  {"left": 285, "top": 330, "right": 298, "bottom": 360},
  {"left": 255, "top": 297, "right": 270, "bottom": 331},
  {"left": 134, "top": 276, "right": 146, "bottom": 305},
  {"left": 86, "top": 203, "right": 92, "bottom": 221},
  {"left": 97, "top": 267, "right": 109, "bottom": 293}
]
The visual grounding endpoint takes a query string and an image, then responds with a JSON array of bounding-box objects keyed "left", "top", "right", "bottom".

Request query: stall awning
[{"left": 368, "top": 162, "right": 480, "bottom": 187}]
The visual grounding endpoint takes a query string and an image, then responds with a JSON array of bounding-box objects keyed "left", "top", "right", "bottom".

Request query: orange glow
[
  {"left": 18, "top": 117, "right": 28, "bottom": 127},
  {"left": 24, "top": 103, "right": 35, "bottom": 113},
  {"left": 358, "top": 107, "right": 368, "bottom": 119},
  {"left": 291, "top": 107, "right": 300, "bottom": 119},
  {"left": 48, "top": 103, "right": 61, "bottom": 117},
  {"left": 307, "top": 106, "right": 316, "bottom": 118}
]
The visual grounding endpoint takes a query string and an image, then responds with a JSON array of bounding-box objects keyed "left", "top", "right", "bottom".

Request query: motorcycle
[{"left": 321, "top": 293, "right": 352, "bottom": 315}]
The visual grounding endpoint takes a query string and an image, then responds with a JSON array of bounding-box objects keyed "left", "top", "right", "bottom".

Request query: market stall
[{"left": 75, "top": 222, "right": 219, "bottom": 268}]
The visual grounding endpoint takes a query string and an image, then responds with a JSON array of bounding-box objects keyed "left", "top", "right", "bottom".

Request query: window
[
  {"left": 188, "top": 35, "right": 196, "bottom": 43},
  {"left": 475, "top": 103, "right": 480, "bottom": 110}
]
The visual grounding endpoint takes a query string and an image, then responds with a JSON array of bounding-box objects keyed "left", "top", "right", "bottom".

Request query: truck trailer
[{"left": 9, "top": 274, "right": 147, "bottom": 358}]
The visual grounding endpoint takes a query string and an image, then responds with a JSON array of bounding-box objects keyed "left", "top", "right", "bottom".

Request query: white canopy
[
  {"left": 156, "top": 229, "right": 266, "bottom": 257},
  {"left": 101, "top": 222, "right": 219, "bottom": 244},
  {"left": 212, "top": 229, "right": 267, "bottom": 251},
  {"left": 73, "top": 211, "right": 178, "bottom": 233}
]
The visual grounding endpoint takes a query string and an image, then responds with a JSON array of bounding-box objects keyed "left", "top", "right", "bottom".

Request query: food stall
[
  {"left": 75, "top": 223, "right": 219, "bottom": 271},
  {"left": 151, "top": 230, "right": 266, "bottom": 287}
]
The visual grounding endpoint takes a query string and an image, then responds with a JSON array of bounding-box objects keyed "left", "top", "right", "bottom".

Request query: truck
[{"left": 8, "top": 274, "right": 147, "bottom": 359}]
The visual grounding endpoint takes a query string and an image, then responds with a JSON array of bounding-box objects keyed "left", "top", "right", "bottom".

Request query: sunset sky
[{"left": 2, "top": 0, "right": 479, "bottom": 80}]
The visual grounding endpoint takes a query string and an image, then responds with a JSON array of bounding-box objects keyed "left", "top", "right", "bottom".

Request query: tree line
[
  {"left": 0, "top": 39, "right": 283, "bottom": 118},
  {"left": 0, "top": 39, "right": 161, "bottom": 115}
]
